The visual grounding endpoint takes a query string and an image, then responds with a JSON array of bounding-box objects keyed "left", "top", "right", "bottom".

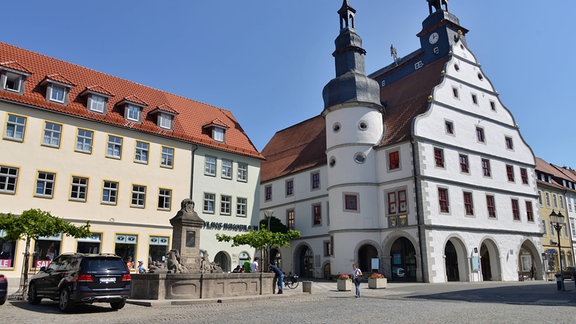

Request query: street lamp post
[
  {"left": 549, "top": 210, "right": 565, "bottom": 290},
  {"left": 264, "top": 210, "right": 273, "bottom": 268}
]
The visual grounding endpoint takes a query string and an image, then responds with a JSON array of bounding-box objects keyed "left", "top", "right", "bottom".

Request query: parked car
[
  {"left": 561, "top": 266, "right": 575, "bottom": 280},
  {"left": 27, "top": 253, "right": 131, "bottom": 312},
  {"left": 0, "top": 274, "right": 7, "bottom": 305}
]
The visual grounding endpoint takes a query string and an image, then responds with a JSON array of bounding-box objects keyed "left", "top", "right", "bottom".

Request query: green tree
[
  {"left": 259, "top": 216, "right": 288, "bottom": 233},
  {"left": 216, "top": 229, "right": 300, "bottom": 271},
  {"left": 0, "top": 209, "right": 91, "bottom": 298}
]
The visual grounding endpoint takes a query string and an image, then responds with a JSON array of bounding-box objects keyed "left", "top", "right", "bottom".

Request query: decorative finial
[{"left": 390, "top": 44, "right": 399, "bottom": 66}]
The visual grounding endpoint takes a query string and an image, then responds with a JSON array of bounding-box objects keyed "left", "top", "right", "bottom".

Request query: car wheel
[
  {"left": 58, "top": 288, "right": 73, "bottom": 312},
  {"left": 0, "top": 294, "right": 6, "bottom": 305},
  {"left": 110, "top": 300, "right": 126, "bottom": 310},
  {"left": 27, "top": 283, "right": 42, "bottom": 305}
]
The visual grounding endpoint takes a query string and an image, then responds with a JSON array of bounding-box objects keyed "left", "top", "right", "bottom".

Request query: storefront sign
[
  {"left": 35, "top": 260, "right": 51, "bottom": 269},
  {"left": 203, "top": 222, "right": 257, "bottom": 232},
  {"left": 0, "top": 259, "right": 12, "bottom": 268}
]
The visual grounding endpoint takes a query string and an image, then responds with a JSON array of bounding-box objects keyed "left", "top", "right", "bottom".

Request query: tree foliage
[
  {"left": 216, "top": 229, "right": 300, "bottom": 250},
  {"left": 259, "top": 216, "right": 288, "bottom": 233},
  {"left": 0, "top": 209, "right": 91, "bottom": 241}
]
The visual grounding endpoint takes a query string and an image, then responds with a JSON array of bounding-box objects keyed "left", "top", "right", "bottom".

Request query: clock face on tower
[{"left": 429, "top": 32, "right": 439, "bottom": 45}]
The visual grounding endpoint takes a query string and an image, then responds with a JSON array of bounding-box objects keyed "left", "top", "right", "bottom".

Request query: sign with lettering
[
  {"left": 35, "top": 260, "right": 51, "bottom": 269},
  {"left": 0, "top": 259, "right": 12, "bottom": 268},
  {"left": 202, "top": 222, "right": 258, "bottom": 232}
]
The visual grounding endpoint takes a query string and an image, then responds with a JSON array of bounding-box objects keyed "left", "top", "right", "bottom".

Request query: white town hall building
[{"left": 260, "top": 0, "right": 542, "bottom": 283}]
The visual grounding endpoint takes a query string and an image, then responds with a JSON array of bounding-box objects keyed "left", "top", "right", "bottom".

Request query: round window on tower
[
  {"left": 454, "top": 64, "right": 460, "bottom": 71},
  {"left": 354, "top": 152, "right": 366, "bottom": 164},
  {"left": 329, "top": 157, "right": 336, "bottom": 167},
  {"left": 358, "top": 121, "right": 368, "bottom": 131},
  {"left": 333, "top": 122, "right": 341, "bottom": 133},
  {"left": 477, "top": 73, "right": 484, "bottom": 81}
]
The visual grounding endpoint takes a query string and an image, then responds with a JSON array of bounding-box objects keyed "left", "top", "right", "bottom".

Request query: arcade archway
[{"left": 389, "top": 237, "right": 417, "bottom": 281}]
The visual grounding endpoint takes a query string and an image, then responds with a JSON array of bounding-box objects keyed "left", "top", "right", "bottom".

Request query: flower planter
[
  {"left": 368, "top": 277, "right": 387, "bottom": 289},
  {"left": 337, "top": 279, "right": 352, "bottom": 291}
]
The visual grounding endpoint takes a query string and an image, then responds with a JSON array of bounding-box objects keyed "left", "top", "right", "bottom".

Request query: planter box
[
  {"left": 337, "top": 279, "right": 352, "bottom": 291},
  {"left": 368, "top": 277, "right": 387, "bottom": 289}
]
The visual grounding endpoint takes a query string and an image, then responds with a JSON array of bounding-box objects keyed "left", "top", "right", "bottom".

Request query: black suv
[{"left": 28, "top": 253, "right": 131, "bottom": 312}]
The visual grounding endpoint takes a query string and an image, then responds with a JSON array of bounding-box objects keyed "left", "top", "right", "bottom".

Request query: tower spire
[{"left": 322, "top": 0, "right": 381, "bottom": 111}]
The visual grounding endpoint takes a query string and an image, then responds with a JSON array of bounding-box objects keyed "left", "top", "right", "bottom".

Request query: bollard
[
  {"left": 302, "top": 281, "right": 312, "bottom": 294},
  {"left": 555, "top": 274, "right": 564, "bottom": 291}
]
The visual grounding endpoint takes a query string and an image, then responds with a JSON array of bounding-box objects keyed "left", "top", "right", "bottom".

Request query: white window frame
[
  {"left": 35, "top": 171, "right": 56, "bottom": 198},
  {"left": 70, "top": 176, "right": 88, "bottom": 202},
  {"left": 49, "top": 84, "right": 65, "bottom": 103},
  {"left": 204, "top": 156, "right": 216, "bottom": 176},
  {"left": 236, "top": 197, "right": 247, "bottom": 217},
  {"left": 220, "top": 195, "right": 231, "bottom": 215},
  {"left": 102, "top": 181, "right": 119, "bottom": 205},
  {"left": 88, "top": 95, "right": 106, "bottom": 113},
  {"left": 221, "top": 159, "right": 232, "bottom": 179},
  {"left": 237, "top": 163, "right": 248, "bottom": 182},
  {"left": 212, "top": 127, "right": 225, "bottom": 142},
  {"left": 42, "top": 122, "right": 62, "bottom": 148},
  {"left": 126, "top": 104, "right": 141, "bottom": 122},
  {"left": 203, "top": 193, "right": 215, "bottom": 214},
  {"left": 106, "top": 135, "right": 123, "bottom": 159},
  {"left": 0, "top": 165, "right": 19, "bottom": 194},
  {"left": 161, "top": 146, "right": 174, "bottom": 168},
  {"left": 158, "top": 188, "right": 172, "bottom": 210},
  {"left": 134, "top": 141, "right": 149, "bottom": 164},
  {"left": 131, "top": 184, "right": 146, "bottom": 208},
  {"left": 75, "top": 129, "right": 93, "bottom": 153},
  {"left": 3, "top": 72, "right": 23, "bottom": 93},
  {"left": 159, "top": 113, "right": 173, "bottom": 130},
  {"left": 4, "top": 114, "right": 26, "bottom": 142}
]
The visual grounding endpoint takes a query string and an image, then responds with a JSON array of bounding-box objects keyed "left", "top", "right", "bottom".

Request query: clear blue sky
[{"left": 3, "top": 1, "right": 575, "bottom": 166}]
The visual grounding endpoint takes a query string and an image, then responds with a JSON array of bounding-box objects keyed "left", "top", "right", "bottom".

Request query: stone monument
[{"left": 169, "top": 199, "right": 205, "bottom": 272}]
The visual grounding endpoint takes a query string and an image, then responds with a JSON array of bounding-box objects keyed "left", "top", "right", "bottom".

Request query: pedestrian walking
[{"left": 352, "top": 263, "right": 362, "bottom": 297}]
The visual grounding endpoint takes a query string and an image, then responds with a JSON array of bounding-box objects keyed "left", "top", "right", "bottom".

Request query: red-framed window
[
  {"left": 388, "top": 151, "right": 400, "bottom": 170},
  {"left": 344, "top": 194, "right": 358, "bottom": 211},
  {"left": 311, "top": 172, "right": 320, "bottom": 190},
  {"left": 506, "top": 165, "right": 515, "bottom": 182},
  {"left": 520, "top": 168, "right": 528, "bottom": 184},
  {"left": 398, "top": 190, "right": 407, "bottom": 213},
  {"left": 434, "top": 148, "right": 444, "bottom": 168},
  {"left": 476, "top": 127, "right": 485, "bottom": 143},
  {"left": 481, "top": 158, "right": 491, "bottom": 177},
  {"left": 464, "top": 192, "right": 474, "bottom": 215},
  {"left": 459, "top": 154, "right": 469, "bottom": 173},
  {"left": 312, "top": 204, "right": 321, "bottom": 225},
  {"left": 486, "top": 195, "right": 496, "bottom": 218},
  {"left": 387, "top": 192, "right": 397, "bottom": 214},
  {"left": 511, "top": 199, "right": 520, "bottom": 220},
  {"left": 438, "top": 188, "right": 449, "bottom": 213},
  {"left": 264, "top": 185, "right": 272, "bottom": 201},
  {"left": 525, "top": 201, "right": 534, "bottom": 222},
  {"left": 287, "top": 209, "right": 295, "bottom": 230}
]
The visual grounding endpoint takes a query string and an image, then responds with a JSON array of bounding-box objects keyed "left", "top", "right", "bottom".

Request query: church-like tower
[{"left": 322, "top": 0, "right": 384, "bottom": 275}]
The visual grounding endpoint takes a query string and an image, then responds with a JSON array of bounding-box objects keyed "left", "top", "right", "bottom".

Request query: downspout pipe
[
  {"left": 411, "top": 139, "right": 427, "bottom": 283},
  {"left": 190, "top": 144, "right": 199, "bottom": 199}
]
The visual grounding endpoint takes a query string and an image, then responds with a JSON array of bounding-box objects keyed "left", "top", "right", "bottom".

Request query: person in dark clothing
[{"left": 269, "top": 263, "right": 284, "bottom": 294}]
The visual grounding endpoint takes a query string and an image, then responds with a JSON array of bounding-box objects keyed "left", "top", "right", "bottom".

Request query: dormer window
[
  {"left": 150, "top": 104, "right": 178, "bottom": 131},
  {"left": 49, "top": 85, "right": 65, "bottom": 103},
  {"left": 203, "top": 119, "right": 229, "bottom": 143},
  {"left": 81, "top": 85, "right": 113, "bottom": 114},
  {"left": 88, "top": 95, "right": 107, "bottom": 113},
  {"left": 159, "top": 113, "right": 173, "bottom": 130},
  {"left": 126, "top": 104, "right": 142, "bottom": 122},
  {"left": 0, "top": 61, "right": 31, "bottom": 95},
  {"left": 119, "top": 95, "right": 147, "bottom": 123},
  {"left": 42, "top": 74, "right": 74, "bottom": 105},
  {"left": 213, "top": 127, "right": 225, "bottom": 142},
  {"left": 3, "top": 72, "right": 24, "bottom": 93}
]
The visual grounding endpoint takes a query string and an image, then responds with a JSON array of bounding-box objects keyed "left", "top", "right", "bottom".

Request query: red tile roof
[
  {"left": 260, "top": 58, "right": 448, "bottom": 183},
  {"left": 0, "top": 42, "right": 262, "bottom": 159},
  {"left": 260, "top": 116, "right": 326, "bottom": 182}
]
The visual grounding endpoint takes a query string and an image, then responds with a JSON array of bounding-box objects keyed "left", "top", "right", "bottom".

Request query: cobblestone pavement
[{"left": 1, "top": 280, "right": 575, "bottom": 324}]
